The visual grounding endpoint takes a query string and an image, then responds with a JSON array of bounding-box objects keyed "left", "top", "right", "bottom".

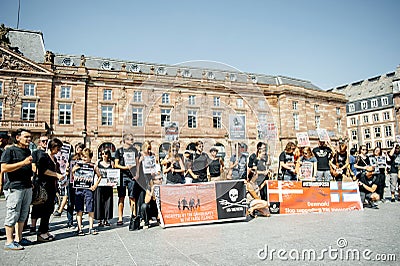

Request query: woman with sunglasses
[
  {"left": 31, "top": 138, "right": 65, "bottom": 242},
  {"left": 94, "top": 149, "right": 114, "bottom": 227},
  {"left": 163, "top": 143, "right": 185, "bottom": 184},
  {"left": 354, "top": 145, "right": 370, "bottom": 179}
]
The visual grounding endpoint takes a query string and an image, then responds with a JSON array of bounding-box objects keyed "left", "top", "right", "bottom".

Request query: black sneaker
[
  {"left": 53, "top": 211, "right": 62, "bottom": 217},
  {"left": 391, "top": 198, "right": 395, "bottom": 202}
]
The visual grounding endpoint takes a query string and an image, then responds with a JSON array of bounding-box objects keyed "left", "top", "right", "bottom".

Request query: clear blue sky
[{"left": 1, "top": 0, "right": 399, "bottom": 89}]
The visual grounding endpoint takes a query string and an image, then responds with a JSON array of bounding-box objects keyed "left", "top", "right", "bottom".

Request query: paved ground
[{"left": 0, "top": 189, "right": 399, "bottom": 266}]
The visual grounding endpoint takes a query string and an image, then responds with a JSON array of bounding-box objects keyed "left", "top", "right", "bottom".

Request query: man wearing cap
[{"left": 312, "top": 141, "right": 333, "bottom": 181}]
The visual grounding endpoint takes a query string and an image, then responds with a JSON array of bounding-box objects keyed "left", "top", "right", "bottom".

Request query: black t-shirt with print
[
  {"left": 114, "top": 146, "right": 139, "bottom": 179},
  {"left": 0, "top": 145, "right": 32, "bottom": 189},
  {"left": 388, "top": 153, "right": 400, "bottom": 173},
  {"left": 358, "top": 172, "right": 378, "bottom": 194},
  {"left": 312, "top": 146, "right": 332, "bottom": 171},
  {"left": 279, "top": 151, "right": 295, "bottom": 178}
]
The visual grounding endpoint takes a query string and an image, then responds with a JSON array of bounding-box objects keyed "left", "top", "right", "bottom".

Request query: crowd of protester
[{"left": 0, "top": 128, "right": 399, "bottom": 250}]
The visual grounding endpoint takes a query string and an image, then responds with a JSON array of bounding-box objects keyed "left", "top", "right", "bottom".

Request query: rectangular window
[
  {"left": 366, "top": 142, "right": 372, "bottom": 150},
  {"left": 101, "top": 106, "right": 113, "bottom": 126},
  {"left": 258, "top": 113, "right": 267, "bottom": 124},
  {"left": 237, "top": 98, "right": 243, "bottom": 108},
  {"left": 161, "top": 109, "right": 171, "bottom": 127},
  {"left": 385, "top": 125, "right": 392, "bottom": 137},
  {"left": 383, "top": 111, "right": 390, "bottom": 120},
  {"left": 133, "top": 91, "right": 142, "bottom": 102},
  {"left": 188, "top": 95, "right": 196, "bottom": 105},
  {"left": 213, "top": 96, "right": 220, "bottom": 107},
  {"left": 353, "top": 144, "right": 358, "bottom": 151},
  {"left": 372, "top": 113, "right": 379, "bottom": 122},
  {"left": 315, "top": 116, "right": 320, "bottom": 129},
  {"left": 374, "top": 127, "right": 381, "bottom": 138},
  {"left": 21, "top": 102, "right": 36, "bottom": 121},
  {"left": 386, "top": 140, "right": 393, "bottom": 148},
  {"left": 188, "top": 110, "right": 197, "bottom": 128},
  {"left": 293, "top": 101, "right": 298, "bottom": 110},
  {"left": 103, "top": 89, "right": 112, "bottom": 101},
  {"left": 381, "top": 97, "right": 389, "bottom": 106},
  {"left": 0, "top": 101, "right": 2, "bottom": 119},
  {"left": 363, "top": 115, "right": 369, "bottom": 123},
  {"left": 0, "top": 81, "right": 3, "bottom": 94},
  {"left": 364, "top": 128, "right": 371, "bottom": 139},
  {"left": 58, "top": 103, "right": 72, "bottom": 125},
  {"left": 348, "top": 104, "right": 355, "bottom": 112},
  {"left": 213, "top": 111, "right": 222, "bottom": 128},
  {"left": 350, "top": 118, "right": 356, "bottom": 126},
  {"left": 162, "top": 93, "right": 170, "bottom": 104},
  {"left": 132, "top": 108, "right": 143, "bottom": 127},
  {"left": 371, "top": 99, "right": 378, "bottom": 108},
  {"left": 361, "top": 101, "right": 368, "bottom": 110},
  {"left": 24, "top": 83, "right": 35, "bottom": 96},
  {"left": 375, "top": 141, "right": 382, "bottom": 148},
  {"left": 60, "top": 86, "right": 71, "bottom": 99},
  {"left": 337, "top": 118, "right": 342, "bottom": 133},
  {"left": 351, "top": 130, "right": 357, "bottom": 140},
  {"left": 314, "top": 104, "right": 319, "bottom": 113},
  {"left": 293, "top": 113, "right": 299, "bottom": 130},
  {"left": 336, "top": 107, "right": 340, "bottom": 115}
]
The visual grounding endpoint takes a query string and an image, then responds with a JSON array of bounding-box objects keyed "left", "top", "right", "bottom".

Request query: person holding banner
[
  {"left": 94, "top": 149, "right": 114, "bottom": 227},
  {"left": 246, "top": 169, "right": 270, "bottom": 217},
  {"left": 163, "top": 143, "right": 185, "bottom": 184},
  {"left": 73, "top": 148, "right": 102, "bottom": 236},
  {"left": 279, "top": 142, "right": 297, "bottom": 181},
  {"left": 31, "top": 138, "right": 65, "bottom": 242}
]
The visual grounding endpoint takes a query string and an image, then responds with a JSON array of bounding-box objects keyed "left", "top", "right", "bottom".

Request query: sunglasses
[
  {"left": 101, "top": 153, "right": 108, "bottom": 156},
  {"left": 41, "top": 140, "right": 48, "bottom": 143}
]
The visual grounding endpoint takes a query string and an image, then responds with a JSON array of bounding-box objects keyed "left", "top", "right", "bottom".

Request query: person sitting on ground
[
  {"left": 246, "top": 169, "right": 270, "bottom": 217},
  {"left": 140, "top": 174, "right": 163, "bottom": 228},
  {"left": 358, "top": 166, "right": 380, "bottom": 209}
]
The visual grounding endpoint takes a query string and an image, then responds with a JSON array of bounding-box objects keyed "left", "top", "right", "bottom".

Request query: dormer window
[
  {"left": 62, "top": 58, "right": 74, "bottom": 66},
  {"left": 183, "top": 69, "right": 191, "bottom": 78},
  {"left": 101, "top": 61, "right": 112, "bottom": 70},
  {"left": 229, "top": 73, "right": 237, "bottom": 82},
  {"left": 129, "top": 64, "right": 141, "bottom": 73},
  {"left": 157, "top": 67, "right": 166, "bottom": 75},
  {"left": 251, "top": 75, "right": 257, "bottom": 83},
  {"left": 207, "top": 72, "right": 215, "bottom": 80}
]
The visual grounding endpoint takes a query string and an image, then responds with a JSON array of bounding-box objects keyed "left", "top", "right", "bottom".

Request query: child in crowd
[{"left": 72, "top": 148, "right": 102, "bottom": 236}]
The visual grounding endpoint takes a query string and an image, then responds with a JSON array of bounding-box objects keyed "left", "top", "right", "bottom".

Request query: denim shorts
[
  {"left": 4, "top": 188, "right": 32, "bottom": 227},
  {"left": 117, "top": 177, "right": 140, "bottom": 198},
  {"left": 75, "top": 189, "right": 94, "bottom": 213}
]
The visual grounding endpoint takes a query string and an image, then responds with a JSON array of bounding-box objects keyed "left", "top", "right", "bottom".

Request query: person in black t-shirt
[
  {"left": 1, "top": 128, "right": 33, "bottom": 250},
  {"left": 387, "top": 144, "right": 400, "bottom": 202},
  {"left": 358, "top": 166, "right": 380, "bottom": 208},
  {"left": 313, "top": 141, "right": 333, "bottom": 181},
  {"left": 190, "top": 141, "right": 209, "bottom": 183},
  {"left": 114, "top": 133, "right": 140, "bottom": 225},
  {"left": 330, "top": 143, "right": 349, "bottom": 182},
  {"left": 207, "top": 146, "right": 224, "bottom": 181},
  {"left": 279, "top": 142, "right": 297, "bottom": 181}
]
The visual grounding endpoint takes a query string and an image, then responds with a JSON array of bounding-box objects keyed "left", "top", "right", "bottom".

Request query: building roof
[
  {"left": 7, "top": 29, "right": 45, "bottom": 63},
  {"left": 329, "top": 71, "right": 398, "bottom": 102},
  {"left": 53, "top": 53, "right": 321, "bottom": 90},
  {"left": 5, "top": 26, "right": 322, "bottom": 90}
]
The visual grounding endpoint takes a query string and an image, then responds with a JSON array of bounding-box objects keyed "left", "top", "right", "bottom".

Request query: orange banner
[{"left": 267, "top": 181, "right": 363, "bottom": 214}]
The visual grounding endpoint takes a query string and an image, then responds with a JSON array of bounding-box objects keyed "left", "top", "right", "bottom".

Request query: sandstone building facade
[{"left": 0, "top": 27, "right": 347, "bottom": 166}]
